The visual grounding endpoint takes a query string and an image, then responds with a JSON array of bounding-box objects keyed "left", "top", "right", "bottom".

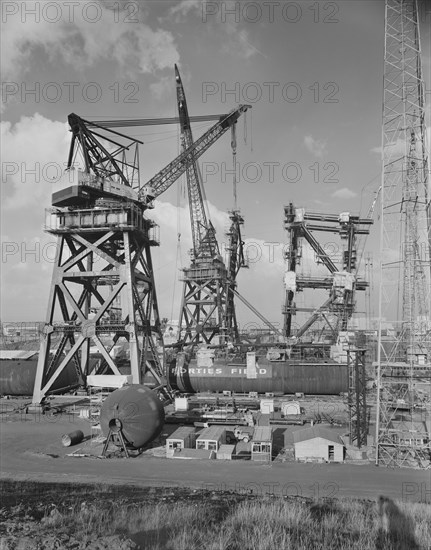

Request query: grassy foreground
[{"left": 0, "top": 480, "right": 430, "bottom": 549}]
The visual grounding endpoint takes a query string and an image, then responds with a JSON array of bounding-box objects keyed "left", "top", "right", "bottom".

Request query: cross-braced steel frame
[
  {"left": 282, "top": 203, "right": 372, "bottom": 340},
  {"left": 32, "top": 204, "right": 170, "bottom": 404},
  {"left": 348, "top": 348, "right": 368, "bottom": 448},
  {"left": 376, "top": 0, "right": 431, "bottom": 468},
  {"left": 179, "top": 260, "right": 229, "bottom": 345}
]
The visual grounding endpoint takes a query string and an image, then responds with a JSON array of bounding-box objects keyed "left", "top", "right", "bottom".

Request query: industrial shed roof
[
  {"left": 253, "top": 426, "right": 272, "bottom": 442},
  {"left": 196, "top": 426, "right": 226, "bottom": 440},
  {"left": 293, "top": 427, "right": 343, "bottom": 445},
  {"left": 167, "top": 426, "right": 196, "bottom": 440}
]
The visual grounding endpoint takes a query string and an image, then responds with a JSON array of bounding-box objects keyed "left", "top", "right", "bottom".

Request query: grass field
[{"left": 1, "top": 480, "right": 430, "bottom": 549}]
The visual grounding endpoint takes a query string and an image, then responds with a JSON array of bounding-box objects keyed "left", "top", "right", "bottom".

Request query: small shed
[
  {"left": 293, "top": 427, "right": 344, "bottom": 463},
  {"left": 166, "top": 426, "right": 197, "bottom": 457},
  {"left": 217, "top": 444, "right": 236, "bottom": 460},
  {"left": 196, "top": 426, "right": 226, "bottom": 451},
  {"left": 251, "top": 426, "right": 272, "bottom": 462}
]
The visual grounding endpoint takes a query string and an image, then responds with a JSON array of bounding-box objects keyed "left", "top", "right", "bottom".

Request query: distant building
[{"left": 293, "top": 426, "right": 345, "bottom": 463}]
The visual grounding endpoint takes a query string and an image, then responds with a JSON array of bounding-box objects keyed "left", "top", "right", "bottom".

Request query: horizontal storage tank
[
  {"left": 0, "top": 354, "right": 85, "bottom": 396},
  {"left": 168, "top": 351, "right": 348, "bottom": 395}
]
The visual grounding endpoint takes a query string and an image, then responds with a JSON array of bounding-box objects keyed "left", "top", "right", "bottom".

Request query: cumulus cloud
[
  {"left": 1, "top": 114, "right": 332, "bottom": 323},
  {"left": 150, "top": 76, "right": 173, "bottom": 100},
  {"left": 168, "top": 0, "right": 263, "bottom": 59},
  {"left": 1, "top": 1, "right": 179, "bottom": 81},
  {"left": 169, "top": 0, "right": 202, "bottom": 19},
  {"left": 331, "top": 187, "right": 358, "bottom": 199},
  {"left": 304, "top": 135, "right": 327, "bottom": 158},
  {"left": 1, "top": 113, "right": 70, "bottom": 209}
]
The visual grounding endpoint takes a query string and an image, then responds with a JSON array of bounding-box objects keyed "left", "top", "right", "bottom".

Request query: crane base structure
[
  {"left": 179, "top": 259, "right": 229, "bottom": 346},
  {"left": 32, "top": 204, "right": 169, "bottom": 404}
]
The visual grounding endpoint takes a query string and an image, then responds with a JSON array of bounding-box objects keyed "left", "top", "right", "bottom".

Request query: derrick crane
[
  {"left": 376, "top": 0, "right": 431, "bottom": 469},
  {"left": 174, "top": 66, "right": 249, "bottom": 346},
  {"left": 33, "top": 102, "right": 250, "bottom": 405},
  {"left": 53, "top": 105, "right": 250, "bottom": 209}
]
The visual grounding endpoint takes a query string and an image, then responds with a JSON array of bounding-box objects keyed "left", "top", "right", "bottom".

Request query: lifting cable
[
  {"left": 249, "top": 109, "right": 253, "bottom": 152},
  {"left": 243, "top": 109, "right": 253, "bottom": 152},
  {"left": 231, "top": 123, "right": 238, "bottom": 210},
  {"left": 170, "top": 123, "right": 183, "bottom": 322}
]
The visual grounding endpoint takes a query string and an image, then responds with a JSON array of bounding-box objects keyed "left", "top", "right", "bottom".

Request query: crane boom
[
  {"left": 171, "top": 65, "right": 250, "bottom": 346},
  {"left": 53, "top": 105, "right": 250, "bottom": 209},
  {"left": 175, "top": 64, "right": 214, "bottom": 257},
  {"left": 141, "top": 103, "right": 250, "bottom": 205}
]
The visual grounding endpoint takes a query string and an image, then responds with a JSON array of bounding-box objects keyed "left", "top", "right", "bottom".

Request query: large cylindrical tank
[
  {"left": 169, "top": 355, "right": 348, "bottom": 395},
  {"left": 0, "top": 357, "right": 80, "bottom": 396},
  {"left": 100, "top": 384, "right": 165, "bottom": 449}
]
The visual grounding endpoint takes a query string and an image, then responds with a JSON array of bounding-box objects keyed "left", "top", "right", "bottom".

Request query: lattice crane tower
[
  {"left": 32, "top": 101, "right": 250, "bottom": 405},
  {"left": 376, "top": 0, "right": 431, "bottom": 468},
  {"left": 175, "top": 66, "right": 247, "bottom": 346}
]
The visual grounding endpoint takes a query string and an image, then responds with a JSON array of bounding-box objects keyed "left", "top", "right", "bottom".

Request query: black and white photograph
[{"left": 1, "top": 1, "right": 430, "bottom": 548}]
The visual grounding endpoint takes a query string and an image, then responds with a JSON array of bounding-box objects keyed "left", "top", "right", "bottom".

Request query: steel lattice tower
[
  {"left": 175, "top": 65, "right": 243, "bottom": 346},
  {"left": 32, "top": 116, "right": 170, "bottom": 404},
  {"left": 376, "top": 0, "right": 431, "bottom": 468}
]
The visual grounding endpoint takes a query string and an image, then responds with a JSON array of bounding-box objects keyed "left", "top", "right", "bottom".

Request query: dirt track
[{"left": 1, "top": 409, "right": 429, "bottom": 503}]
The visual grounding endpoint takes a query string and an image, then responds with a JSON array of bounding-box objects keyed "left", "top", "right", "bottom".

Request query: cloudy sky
[{"left": 1, "top": 0, "right": 430, "bottom": 328}]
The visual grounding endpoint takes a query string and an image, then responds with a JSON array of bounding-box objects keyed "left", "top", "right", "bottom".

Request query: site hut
[
  {"left": 196, "top": 425, "right": 226, "bottom": 451},
  {"left": 251, "top": 426, "right": 273, "bottom": 462},
  {"left": 293, "top": 426, "right": 345, "bottom": 463},
  {"left": 166, "top": 426, "right": 197, "bottom": 457}
]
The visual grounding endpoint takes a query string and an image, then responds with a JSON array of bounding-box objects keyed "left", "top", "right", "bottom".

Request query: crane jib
[{"left": 141, "top": 104, "right": 251, "bottom": 201}]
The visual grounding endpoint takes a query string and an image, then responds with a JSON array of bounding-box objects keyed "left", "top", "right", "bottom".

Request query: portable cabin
[
  {"left": 196, "top": 426, "right": 226, "bottom": 451},
  {"left": 251, "top": 426, "right": 273, "bottom": 462},
  {"left": 166, "top": 426, "right": 197, "bottom": 457}
]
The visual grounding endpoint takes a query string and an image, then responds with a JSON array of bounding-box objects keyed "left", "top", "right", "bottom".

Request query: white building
[{"left": 293, "top": 426, "right": 345, "bottom": 463}]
